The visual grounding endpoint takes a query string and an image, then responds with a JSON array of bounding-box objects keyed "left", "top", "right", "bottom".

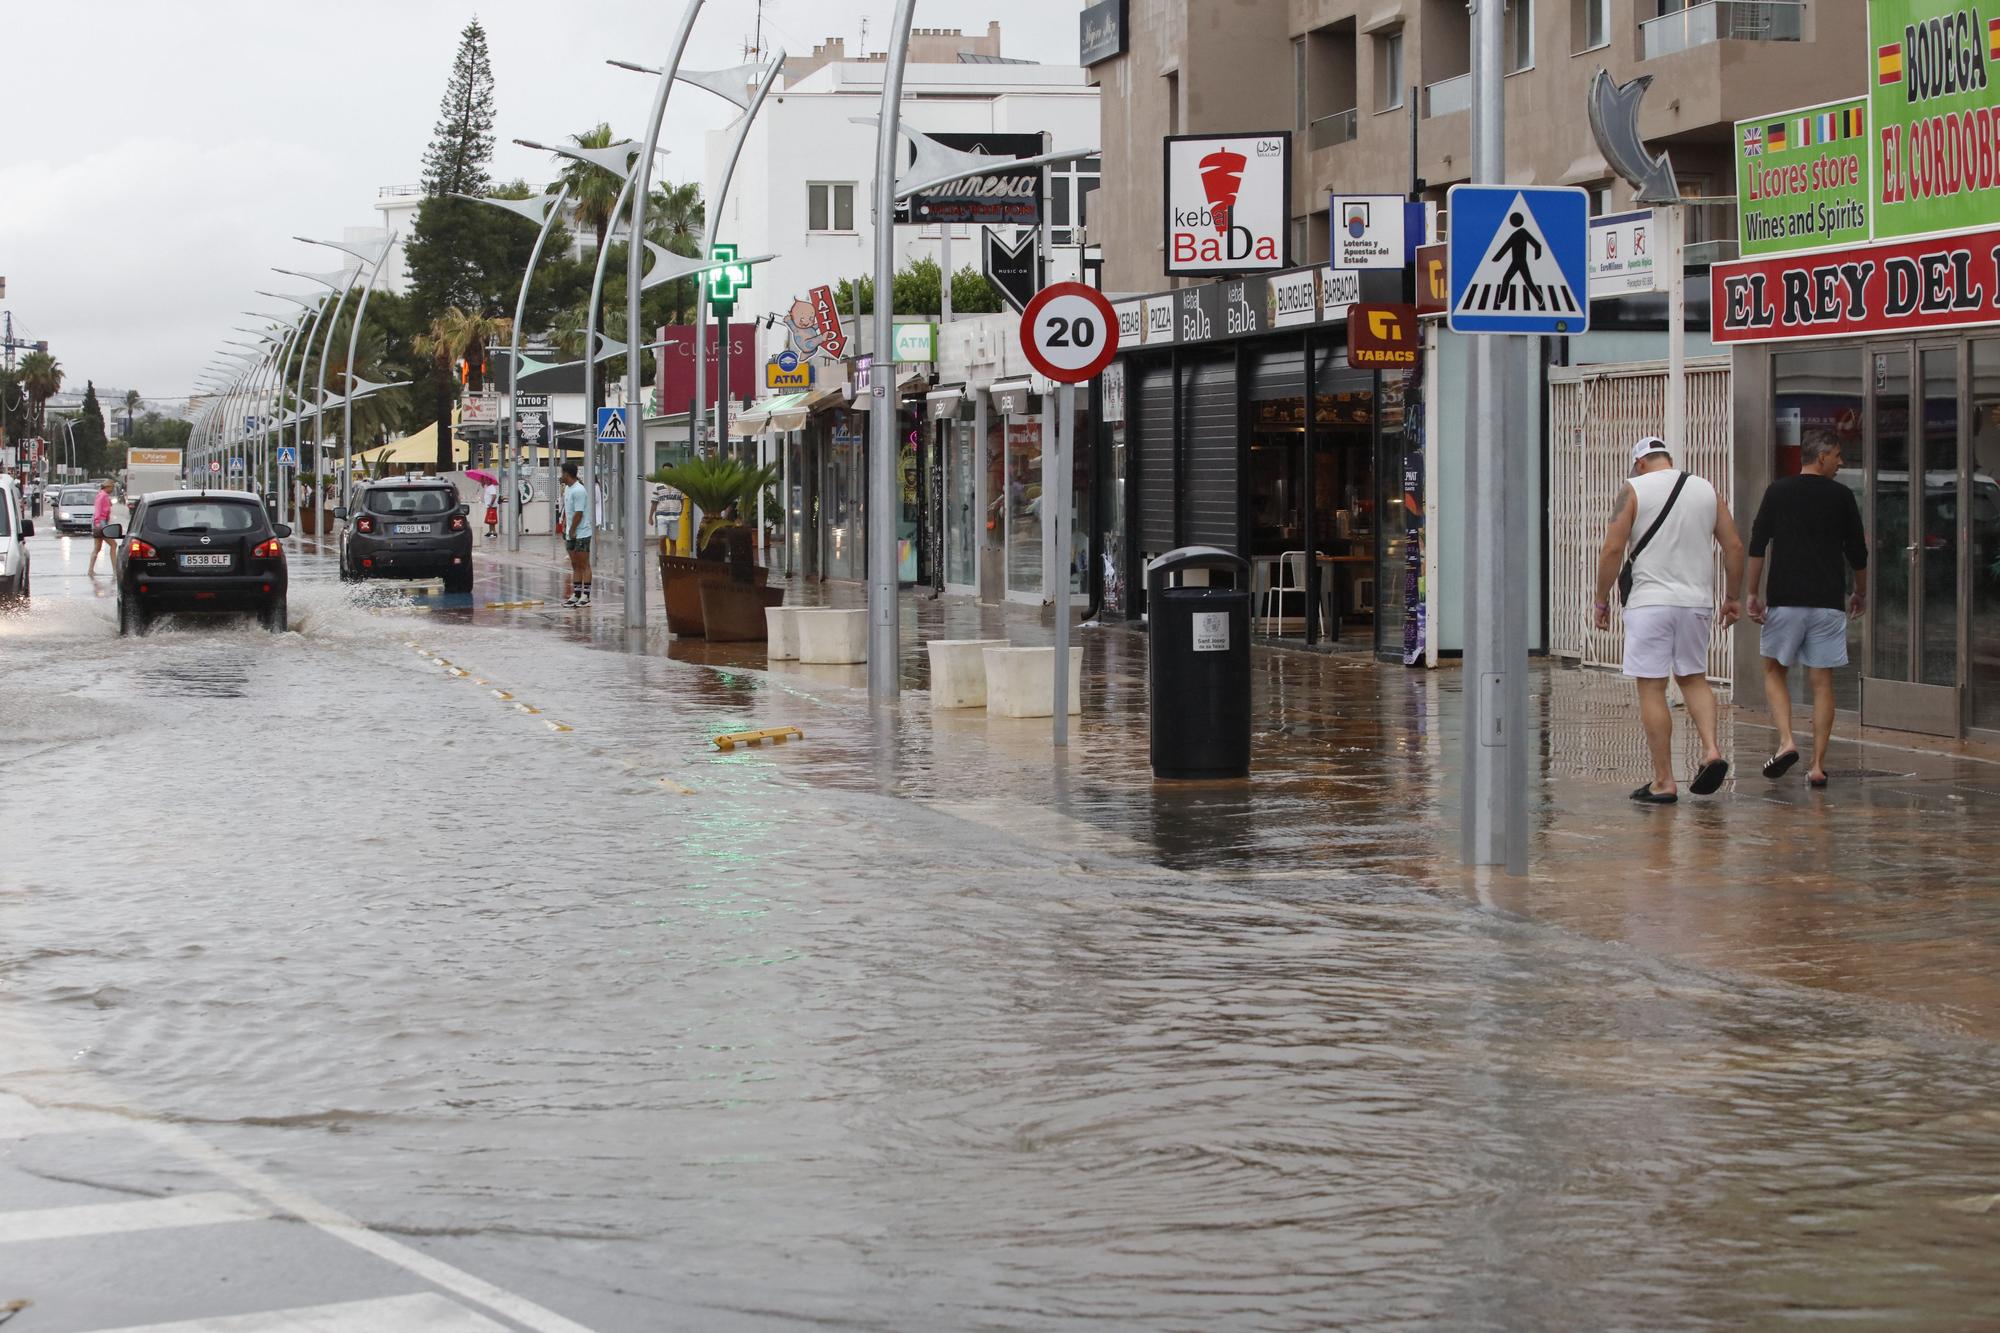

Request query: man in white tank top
[{"left": 1592, "top": 437, "right": 1746, "bottom": 803}]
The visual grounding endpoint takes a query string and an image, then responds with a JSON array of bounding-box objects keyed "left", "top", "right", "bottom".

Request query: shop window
[
  {"left": 1506, "top": 0, "right": 1534, "bottom": 73},
  {"left": 1051, "top": 157, "right": 1100, "bottom": 246},
  {"left": 1971, "top": 341, "right": 2000, "bottom": 732},
  {"left": 1375, "top": 29, "right": 1405, "bottom": 111},
  {"left": 1572, "top": 0, "right": 1609, "bottom": 52},
  {"left": 808, "top": 182, "right": 855, "bottom": 233}
]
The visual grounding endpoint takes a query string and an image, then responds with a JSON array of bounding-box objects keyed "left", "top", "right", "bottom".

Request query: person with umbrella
[{"left": 468, "top": 468, "right": 500, "bottom": 539}]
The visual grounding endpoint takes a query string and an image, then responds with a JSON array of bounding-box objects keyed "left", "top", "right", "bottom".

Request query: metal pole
[
  {"left": 342, "top": 230, "right": 397, "bottom": 513},
  {"left": 291, "top": 296, "right": 328, "bottom": 537},
  {"left": 506, "top": 186, "right": 572, "bottom": 553},
  {"left": 1462, "top": 0, "right": 1528, "bottom": 873},
  {"left": 1052, "top": 382, "right": 1073, "bottom": 745},
  {"left": 585, "top": 174, "right": 637, "bottom": 542},
  {"left": 1663, "top": 203, "right": 1686, "bottom": 458},
  {"left": 312, "top": 280, "right": 358, "bottom": 538},
  {"left": 626, "top": 0, "right": 707, "bottom": 634},
  {"left": 940, "top": 225, "right": 952, "bottom": 327},
  {"left": 869, "top": 0, "right": 920, "bottom": 703}
]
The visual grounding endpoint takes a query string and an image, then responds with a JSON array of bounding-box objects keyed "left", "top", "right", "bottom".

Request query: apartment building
[{"left": 1092, "top": 0, "right": 1865, "bottom": 293}]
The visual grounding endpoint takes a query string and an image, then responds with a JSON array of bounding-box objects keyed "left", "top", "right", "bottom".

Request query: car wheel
[
  {"left": 260, "top": 594, "right": 288, "bottom": 633},
  {"left": 444, "top": 569, "right": 473, "bottom": 594},
  {"left": 117, "top": 596, "right": 145, "bottom": 636}
]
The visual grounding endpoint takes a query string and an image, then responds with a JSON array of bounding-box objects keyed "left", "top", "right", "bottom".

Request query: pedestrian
[
  {"left": 482, "top": 476, "right": 500, "bottom": 539},
  {"left": 1746, "top": 433, "right": 1868, "bottom": 789},
  {"left": 1593, "top": 436, "right": 1746, "bottom": 803},
  {"left": 86, "top": 479, "right": 115, "bottom": 575},
  {"left": 559, "top": 461, "right": 592, "bottom": 608}
]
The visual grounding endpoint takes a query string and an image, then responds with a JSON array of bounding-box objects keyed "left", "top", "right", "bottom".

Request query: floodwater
[{"left": 3, "top": 531, "right": 1998, "bottom": 1330}]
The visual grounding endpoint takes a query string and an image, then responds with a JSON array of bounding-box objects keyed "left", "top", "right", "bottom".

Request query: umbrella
[{"left": 465, "top": 469, "right": 498, "bottom": 485}]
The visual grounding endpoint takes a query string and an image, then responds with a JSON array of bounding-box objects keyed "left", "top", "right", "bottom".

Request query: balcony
[
  {"left": 1310, "top": 108, "right": 1360, "bottom": 149},
  {"left": 1640, "top": 0, "right": 1803, "bottom": 58},
  {"left": 1425, "top": 73, "right": 1471, "bottom": 118}
]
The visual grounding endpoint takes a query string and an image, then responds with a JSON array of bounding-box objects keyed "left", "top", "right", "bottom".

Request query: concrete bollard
[
  {"left": 982, "top": 646, "right": 1084, "bottom": 719},
  {"left": 794, "top": 608, "right": 868, "bottom": 665},
  {"left": 924, "top": 638, "right": 1011, "bottom": 708},
  {"left": 765, "top": 606, "right": 801, "bottom": 660}
]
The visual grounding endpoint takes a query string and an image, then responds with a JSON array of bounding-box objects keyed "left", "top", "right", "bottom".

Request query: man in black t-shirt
[{"left": 1746, "top": 434, "right": 1869, "bottom": 788}]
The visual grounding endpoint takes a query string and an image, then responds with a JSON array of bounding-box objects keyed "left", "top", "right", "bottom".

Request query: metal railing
[
  {"left": 1640, "top": 0, "right": 1803, "bottom": 58},
  {"left": 1310, "top": 107, "right": 1360, "bottom": 149},
  {"left": 1425, "top": 73, "right": 1471, "bottom": 118},
  {"left": 377, "top": 184, "right": 424, "bottom": 199}
]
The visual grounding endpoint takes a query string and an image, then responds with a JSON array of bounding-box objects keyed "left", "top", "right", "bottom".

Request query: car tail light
[
  {"left": 253, "top": 538, "right": 283, "bottom": 558},
  {"left": 449, "top": 514, "right": 467, "bottom": 532},
  {"left": 356, "top": 515, "right": 376, "bottom": 534},
  {"left": 128, "top": 538, "right": 157, "bottom": 559}
]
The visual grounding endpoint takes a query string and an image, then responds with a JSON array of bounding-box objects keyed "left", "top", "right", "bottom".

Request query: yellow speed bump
[
  {"left": 483, "top": 599, "right": 546, "bottom": 610},
  {"left": 713, "top": 726, "right": 805, "bottom": 752}
]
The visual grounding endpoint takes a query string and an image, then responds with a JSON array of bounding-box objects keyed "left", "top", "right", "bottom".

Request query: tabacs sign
[
  {"left": 1733, "top": 97, "right": 1870, "bottom": 256},
  {"left": 1163, "top": 132, "right": 1291, "bottom": 275}
]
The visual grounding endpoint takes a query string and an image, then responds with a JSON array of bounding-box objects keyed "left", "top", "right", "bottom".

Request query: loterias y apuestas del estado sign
[{"left": 1712, "top": 225, "right": 2000, "bottom": 341}]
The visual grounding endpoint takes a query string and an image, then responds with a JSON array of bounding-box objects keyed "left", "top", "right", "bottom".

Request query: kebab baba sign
[{"left": 1163, "top": 132, "right": 1292, "bottom": 275}]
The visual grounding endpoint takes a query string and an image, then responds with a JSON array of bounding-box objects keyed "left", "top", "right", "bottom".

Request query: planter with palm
[{"left": 650, "top": 457, "right": 776, "bottom": 548}]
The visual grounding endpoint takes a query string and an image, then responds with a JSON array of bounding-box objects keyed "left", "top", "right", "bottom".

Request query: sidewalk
[{"left": 447, "top": 537, "right": 2000, "bottom": 1041}]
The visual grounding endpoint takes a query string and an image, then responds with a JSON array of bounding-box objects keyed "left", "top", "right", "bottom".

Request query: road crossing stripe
[
  {"left": 0, "top": 1190, "right": 267, "bottom": 1244},
  {"left": 81, "top": 1292, "right": 512, "bottom": 1332}
]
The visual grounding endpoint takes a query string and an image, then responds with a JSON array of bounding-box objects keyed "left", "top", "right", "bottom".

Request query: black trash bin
[{"left": 1145, "top": 545, "right": 1252, "bottom": 779}]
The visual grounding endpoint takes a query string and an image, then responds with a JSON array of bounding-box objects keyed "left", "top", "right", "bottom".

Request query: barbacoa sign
[{"left": 1711, "top": 224, "right": 2000, "bottom": 342}]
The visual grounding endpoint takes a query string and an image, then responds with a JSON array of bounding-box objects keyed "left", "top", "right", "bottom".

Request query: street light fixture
[{"left": 298, "top": 233, "right": 396, "bottom": 509}]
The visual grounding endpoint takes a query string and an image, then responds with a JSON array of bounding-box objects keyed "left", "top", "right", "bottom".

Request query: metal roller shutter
[
  {"left": 1135, "top": 360, "right": 1176, "bottom": 556},
  {"left": 1181, "top": 355, "right": 1239, "bottom": 551}
]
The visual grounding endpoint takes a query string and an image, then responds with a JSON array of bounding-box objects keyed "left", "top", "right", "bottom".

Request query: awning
[
  {"left": 925, "top": 385, "right": 965, "bottom": 412},
  {"left": 989, "top": 377, "right": 1034, "bottom": 416},
  {"left": 358, "top": 424, "right": 465, "bottom": 467},
  {"left": 736, "top": 392, "right": 812, "bottom": 436}
]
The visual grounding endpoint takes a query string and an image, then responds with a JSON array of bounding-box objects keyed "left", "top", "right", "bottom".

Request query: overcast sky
[{"left": 0, "top": 0, "right": 1081, "bottom": 405}]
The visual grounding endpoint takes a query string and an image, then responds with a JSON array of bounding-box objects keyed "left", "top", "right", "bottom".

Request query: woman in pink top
[{"left": 87, "top": 479, "right": 115, "bottom": 575}]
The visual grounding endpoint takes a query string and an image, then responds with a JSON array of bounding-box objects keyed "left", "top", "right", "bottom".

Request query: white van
[{"left": 0, "top": 474, "right": 32, "bottom": 601}]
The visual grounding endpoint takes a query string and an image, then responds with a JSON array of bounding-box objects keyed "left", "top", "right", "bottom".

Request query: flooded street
[{"left": 4, "top": 531, "right": 1999, "bottom": 1330}]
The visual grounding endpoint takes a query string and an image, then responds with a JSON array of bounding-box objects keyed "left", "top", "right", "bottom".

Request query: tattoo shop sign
[{"left": 1711, "top": 225, "right": 2000, "bottom": 342}]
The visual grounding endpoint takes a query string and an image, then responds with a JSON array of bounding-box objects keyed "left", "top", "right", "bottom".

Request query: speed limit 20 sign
[{"left": 1020, "top": 281, "right": 1120, "bottom": 384}]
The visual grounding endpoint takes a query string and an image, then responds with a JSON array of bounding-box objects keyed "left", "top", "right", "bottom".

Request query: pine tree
[
  {"left": 421, "top": 19, "right": 495, "bottom": 198},
  {"left": 75, "top": 380, "right": 111, "bottom": 476}
]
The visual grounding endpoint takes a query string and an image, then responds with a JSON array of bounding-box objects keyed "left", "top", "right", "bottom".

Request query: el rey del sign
[
  {"left": 1163, "top": 132, "right": 1291, "bottom": 275},
  {"left": 1712, "top": 225, "right": 2000, "bottom": 341}
]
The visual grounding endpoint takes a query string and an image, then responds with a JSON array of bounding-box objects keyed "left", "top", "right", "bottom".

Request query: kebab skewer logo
[{"left": 1165, "top": 132, "right": 1290, "bottom": 273}]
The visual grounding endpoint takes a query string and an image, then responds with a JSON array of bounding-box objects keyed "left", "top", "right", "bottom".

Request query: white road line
[
  {"left": 0, "top": 1190, "right": 267, "bottom": 1244},
  {"left": 82, "top": 1291, "right": 512, "bottom": 1332}
]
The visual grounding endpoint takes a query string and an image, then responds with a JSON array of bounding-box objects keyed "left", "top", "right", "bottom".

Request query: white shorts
[
  {"left": 1760, "top": 605, "right": 1849, "bottom": 669},
  {"left": 1622, "top": 605, "right": 1712, "bottom": 679}
]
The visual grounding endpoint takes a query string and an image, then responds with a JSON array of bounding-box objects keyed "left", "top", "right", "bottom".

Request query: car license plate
[
  {"left": 395, "top": 524, "right": 430, "bottom": 534},
  {"left": 179, "top": 553, "right": 231, "bottom": 569}
]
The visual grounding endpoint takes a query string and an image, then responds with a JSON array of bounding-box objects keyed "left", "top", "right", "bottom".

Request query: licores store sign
[{"left": 1162, "top": 132, "right": 1291, "bottom": 275}]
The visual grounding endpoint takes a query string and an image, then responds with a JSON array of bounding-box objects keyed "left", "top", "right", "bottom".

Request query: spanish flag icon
[
  {"left": 1988, "top": 15, "right": 2000, "bottom": 59},
  {"left": 1879, "top": 41, "right": 1903, "bottom": 84}
]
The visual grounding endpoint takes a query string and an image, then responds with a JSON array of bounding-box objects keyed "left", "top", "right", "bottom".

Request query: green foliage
[
  {"left": 649, "top": 457, "right": 777, "bottom": 542},
  {"left": 421, "top": 18, "right": 496, "bottom": 197},
  {"left": 552, "top": 124, "right": 629, "bottom": 251},
  {"left": 833, "top": 261, "right": 1002, "bottom": 317},
  {"left": 125, "top": 412, "right": 191, "bottom": 453},
  {"left": 74, "top": 381, "right": 110, "bottom": 473}
]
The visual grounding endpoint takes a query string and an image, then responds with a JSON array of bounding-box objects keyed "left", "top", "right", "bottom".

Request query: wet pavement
[{"left": 3, "top": 527, "right": 1998, "bottom": 1330}]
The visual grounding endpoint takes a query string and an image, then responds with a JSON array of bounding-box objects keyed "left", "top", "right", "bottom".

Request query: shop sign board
[
  {"left": 982, "top": 229, "right": 1040, "bottom": 313},
  {"left": 1142, "top": 295, "right": 1176, "bottom": 343},
  {"left": 1163, "top": 132, "right": 1292, "bottom": 275},
  {"left": 1733, "top": 98, "right": 1870, "bottom": 256},
  {"left": 461, "top": 393, "right": 498, "bottom": 426},
  {"left": 1219, "top": 276, "right": 1269, "bottom": 337},
  {"left": 1415, "top": 244, "right": 1449, "bottom": 316},
  {"left": 1113, "top": 298, "right": 1145, "bottom": 345},
  {"left": 1331, "top": 194, "right": 1408, "bottom": 270},
  {"left": 1021, "top": 282, "right": 1120, "bottom": 383},
  {"left": 1079, "top": 0, "right": 1127, "bottom": 64},
  {"left": 892, "top": 323, "right": 938, "bottom": 363},
  {"left": 1320, "top": 266, "right": 1362, "bottom": 313},
  {"left": 513, "top": 392, "right": 550, "bottom": 446},
  {"left": 1589, "top": 209, "right": 1664, "bottom": 298},
  {"left": 1870, "top": 0, "right": 2000, "bottom": 241},
  {"left": 1267, "top": 267, "right": 1320, "bottom": 328},
  {"left": 128, "top": 448, "right": 182, "bottom": 467},
  {"left": 766, "top": 350, "right": 815, "bottom": 390},
  {"left": 1711, "top": 222, "right": 2000, "bottom": 342},
  {"left": 809, "top": 284, "right": 847, "bottom": 358},
  {"left": 1347, "top": 303, "right": 1420, "bottom": 367},
  {"left": 897, "top": 132, "right": 1045, "bottom": 225}
]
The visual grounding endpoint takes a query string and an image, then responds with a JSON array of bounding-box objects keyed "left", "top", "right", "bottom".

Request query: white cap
[{"left": 1629, "top": 436, "right": 1671, "bottom": 467}]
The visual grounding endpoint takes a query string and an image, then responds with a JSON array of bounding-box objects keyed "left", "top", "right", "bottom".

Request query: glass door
[{"left": 1862, "top": 343, "right": 1964, "bottom": 735}]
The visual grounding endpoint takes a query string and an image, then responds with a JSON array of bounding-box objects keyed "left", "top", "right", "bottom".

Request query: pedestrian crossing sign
[
  {"left": 1447, "top": 185, "right": 1591, "bottom": 336},
  {"left": 276, "top": 446, "right": 297, "bottom": 467},
  {"left": 595, "top": 407, "right": 627, "bottom": 446}
]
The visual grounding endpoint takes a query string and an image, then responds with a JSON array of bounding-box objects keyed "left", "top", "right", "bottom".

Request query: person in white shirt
[
  {"left": 481, "top": 478, "right": 500, "bottom": 539},
  {"left": 1593, "top": 436, "right": 1746, "bottom": 804}
]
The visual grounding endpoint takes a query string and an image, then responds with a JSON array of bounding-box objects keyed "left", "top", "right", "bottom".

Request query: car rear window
[
  {"left": 365, "top": 487, "right": 457, "bottom": 517},
  {"left": 143, "top": 500, "right": 267, "bottom": 534}
]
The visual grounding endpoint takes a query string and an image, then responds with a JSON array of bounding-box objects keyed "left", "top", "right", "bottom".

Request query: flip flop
[
  {"left": 1808, "top": 773, "right": 1829, "bottom": 789},
  {"left": 1762, "top": 749, "right": 1800, "bottom": 780},
  {"left": 1689, "top": 758, "right": 1730, "bottom": 796},
  {"left": 1630, "top": 783, "right": 1678, "bottom": 804}
]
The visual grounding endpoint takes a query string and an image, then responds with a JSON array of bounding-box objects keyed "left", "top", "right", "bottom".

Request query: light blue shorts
[{"left": 1761, "top": 605, "right": 1849, "bottom": 669}]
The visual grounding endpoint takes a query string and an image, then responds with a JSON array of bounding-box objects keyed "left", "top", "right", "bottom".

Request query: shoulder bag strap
[{"left": 1627, "top": 471, "right": 1691, "bottom": 565}]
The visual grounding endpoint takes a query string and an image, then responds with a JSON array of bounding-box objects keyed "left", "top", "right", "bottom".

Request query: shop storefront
[
  {"left": 1714, "top": 0, "right": 2000, "bottom": 740},
  {"left": 1106, "top": 265, "right": 1410, "bottom": 655}
]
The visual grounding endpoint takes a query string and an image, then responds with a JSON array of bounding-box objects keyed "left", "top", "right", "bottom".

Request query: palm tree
[
  {"left": 648, "top": 181, "right": 706, "bottom": 324},
  {"left": 413, "top": 307, "right": 513, "bottom": 472},
  {"left": 123, "top": 388, "right": 141, "bottom": 441},
  {"left": 552, "top": 124, "right": 629, "bottom": 254},
  {"left": 17, "top": 350, "right": 63, "bottom": 437}
]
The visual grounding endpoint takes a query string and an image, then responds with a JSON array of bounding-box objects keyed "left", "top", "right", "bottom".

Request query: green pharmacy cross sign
[{"left": 706, "top": 243, "right": 752, "bottom": 313}]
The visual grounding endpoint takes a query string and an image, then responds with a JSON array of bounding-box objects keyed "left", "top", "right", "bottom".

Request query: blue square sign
[
  {"left": 1447, "top": 185, "right": 1591, "bottom": 336},
  {"left": 595, "top": 406, "right": 628, "bottom": 446}
]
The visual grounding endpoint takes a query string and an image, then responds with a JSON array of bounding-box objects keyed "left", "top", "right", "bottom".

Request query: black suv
[
  {"left": 106, "top": 490, "right": 290, "bottom": 635},
  {"left": 337, "top": 478, "right": 473, "bottom": 593}
]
